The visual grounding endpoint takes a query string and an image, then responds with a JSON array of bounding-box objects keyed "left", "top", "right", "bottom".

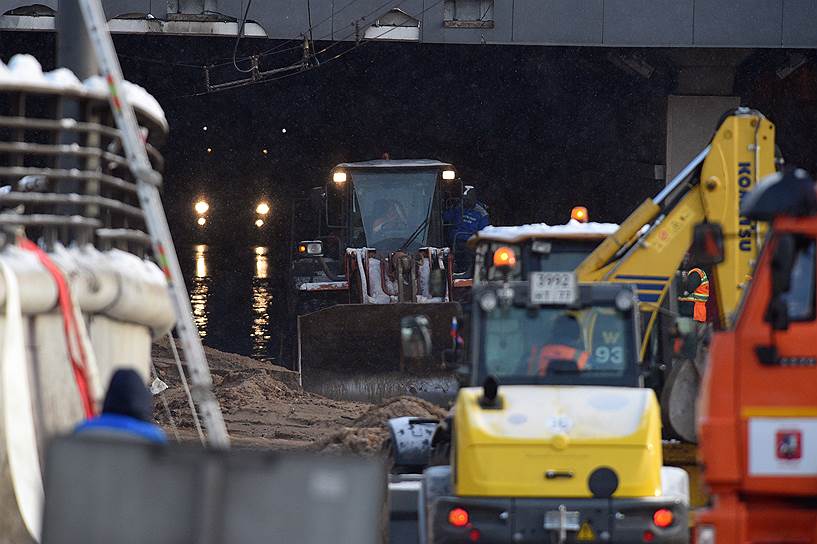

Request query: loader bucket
[{"left": 298, "top": 302, "right": 462, "bottom": 404}]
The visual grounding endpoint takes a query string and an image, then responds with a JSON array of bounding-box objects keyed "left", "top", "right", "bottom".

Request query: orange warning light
[
  {"left": 571, "top": 206, "right": 589, "bottom": 223},
  {"left": 493, "top": 246, "right": 517, "bottom": 269}
]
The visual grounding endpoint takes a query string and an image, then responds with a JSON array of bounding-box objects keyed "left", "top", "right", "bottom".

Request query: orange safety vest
[
  {"left": 528, "top": 344, "right": 589, "bottom": 376},
  {"left": 678, "top": 267, "right": 709, "bottom": 322}
]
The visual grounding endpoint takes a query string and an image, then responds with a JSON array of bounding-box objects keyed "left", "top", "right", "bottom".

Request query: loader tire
[{"left": 661, "top": 358, "right": 700, "bottom": 444}]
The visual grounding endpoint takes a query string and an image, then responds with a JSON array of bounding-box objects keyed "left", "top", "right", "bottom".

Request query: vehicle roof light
[
  {"left": 448, "top": 507, "right": 469, "bottom": 528},
  {"left": 571, "top": 206, "right": 589, "bottom": 223},
  {"left": 653, "top": 509, "right": 673, "bottom": 528},
  {"left": 442, "top": 169, "right": 456, "bottom": 180},
  {"left": 333, "top": 171, "right": 347, "bottom": 183},
  {"left": 493, "top": 246, "right": 517, "bottom": 269}
]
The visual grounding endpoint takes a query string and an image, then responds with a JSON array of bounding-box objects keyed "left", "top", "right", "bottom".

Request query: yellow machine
[
  {"left": 402, "top": 279, "right": 690, "bottom": 543},
  {"left": 573, "top": 108, "right": 776, "bottom": 442}
]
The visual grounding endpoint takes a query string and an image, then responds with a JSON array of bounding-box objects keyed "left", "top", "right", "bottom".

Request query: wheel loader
[
  {"left": 289, "top": 159, "right": 470, "bottom": 403},
  {"left": 393, "top": 268, "right": 691, "bottom": 543}
]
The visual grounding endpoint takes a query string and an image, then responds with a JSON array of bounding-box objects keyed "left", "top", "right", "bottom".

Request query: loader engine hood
[{"left": 453, "top": 385, "right": 662, "bottom": 498}]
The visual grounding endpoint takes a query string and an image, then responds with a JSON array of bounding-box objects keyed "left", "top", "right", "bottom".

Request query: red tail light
[
  {"left": 448, "top": 507, "right": 469, "bottom": 528},
  {"left": 653, "top": 508, "right": 674, "bottom": 528}
]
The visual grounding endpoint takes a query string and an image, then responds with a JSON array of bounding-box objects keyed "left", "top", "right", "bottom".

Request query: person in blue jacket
[
  {"left": 75, "top": 368, "right": 166, "bottom": 444},
  {"left": 444, "top": 186, "right": 490, "bottom": 273}
]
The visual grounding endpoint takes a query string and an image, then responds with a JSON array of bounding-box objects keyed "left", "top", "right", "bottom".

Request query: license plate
[
  {"left": 530, "top": 271, "right": 578, "bottom": 305},
  {"left": 544, "top": 509, "right": 581, "bottom": 531}
]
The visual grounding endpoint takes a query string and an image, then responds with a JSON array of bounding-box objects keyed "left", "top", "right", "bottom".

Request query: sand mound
[
  {"left": 314, "top": 396, "right": 449, "bottom": 456},
  {"left": 151, "top": 341, "right": 449, "bottom": 455},
  {"left": 352, "top": 396, "right": 448, "bottom": 428}
]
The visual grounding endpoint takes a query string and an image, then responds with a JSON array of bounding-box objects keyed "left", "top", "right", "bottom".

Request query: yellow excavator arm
[{"left": 576, "top": 109, "right": 776, "bottom": 350}]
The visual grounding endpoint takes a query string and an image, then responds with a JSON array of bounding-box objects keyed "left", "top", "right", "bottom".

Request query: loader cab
[
  {"left": 289, "top": 159, "right": 463, "bottom": 289},
  {"left": 326, "top": 159, "right": 462, "bottom": 255},
  {"left": 467, "top": 281, "right": 642, "bottom": 388},
  {"left": 469, "top": 217, "right": 618, "bottom": 285}
]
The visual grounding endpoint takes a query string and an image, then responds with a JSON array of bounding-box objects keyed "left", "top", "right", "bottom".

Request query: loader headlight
[
  {"left": 442, "top": 169, "right": 456, "bottom": 180},
  {"left": 479, "top": 291, "right": 498, "bottom": 312},
  {"left": 297, "top": 241, "right": 323, "bottom": 256},
  {"left": 615, "top": 290, "right": 634, "bottom": 311},
  {"left": 333, "top": 171, "right": 347, "bottom": 183}
]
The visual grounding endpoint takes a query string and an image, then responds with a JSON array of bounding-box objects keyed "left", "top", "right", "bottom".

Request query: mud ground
[{"left": 151, "top": 338, "right": 448, "bottom": 454}]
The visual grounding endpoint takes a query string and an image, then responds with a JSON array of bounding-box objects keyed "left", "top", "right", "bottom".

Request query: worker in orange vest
[
  {"left": 528, "top": 314, "right": 589, "bottom": 375},
  {"left": 678, "top": 266, "right": 709, "bottom": 322}
]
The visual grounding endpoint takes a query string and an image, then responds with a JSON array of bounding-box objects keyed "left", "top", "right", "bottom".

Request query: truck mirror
[
  {"left": 400, "top": 315, "right": 432, "bottom": 359},
  {"left": 309, "top": 186, "right": 324, "bottom": 211},
  {"left": 770, "top": 234, "right": 796, "bottom": 296},
  {"left": 765, "top": 234, "right": 797, "bottom": 331},
  {"left": 429, "top": 268, "right": 447, "bottom": 298},
  {"left": 689, "top": 222, "right": 725, "bottom": 265},
  {"left": 766, "top": 297, "right": 790, "bottom": 331}
]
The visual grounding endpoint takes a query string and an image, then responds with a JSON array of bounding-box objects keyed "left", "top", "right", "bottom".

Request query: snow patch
[
  {"left": 0, "top": 54, "right": 167, "bottom": 129},
  {"left": 477, "top": 219, "right": 619, "bottom": 241}
]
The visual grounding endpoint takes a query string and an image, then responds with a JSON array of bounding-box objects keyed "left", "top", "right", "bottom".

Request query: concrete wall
[
  {"left": 3, "top": 0, "right": 817, "bottom": 46},
  {"left": 665, "top": 95, "right": 741, "bottom": 180}
]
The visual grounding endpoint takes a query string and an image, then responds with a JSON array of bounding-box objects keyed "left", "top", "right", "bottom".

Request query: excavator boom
[{"left": 577, "top": 109, "right": 775, "bottom": 335}]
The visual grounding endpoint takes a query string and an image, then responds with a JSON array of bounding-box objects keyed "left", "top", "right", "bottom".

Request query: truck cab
[
  {"left": 397, "top": 267, "right": 690, "bottom": 543},
  {"left": 469, "top": 212, "right": 618, "bottom": 286}
]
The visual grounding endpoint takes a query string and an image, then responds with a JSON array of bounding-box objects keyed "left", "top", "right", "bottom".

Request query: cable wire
[{"left": 232, "top": 0, "right": 255, "bottom": 73}]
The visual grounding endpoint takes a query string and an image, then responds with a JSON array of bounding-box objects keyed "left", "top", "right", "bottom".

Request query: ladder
[{"left": 75, "top": 0, "right": 230, "bottom": 447}]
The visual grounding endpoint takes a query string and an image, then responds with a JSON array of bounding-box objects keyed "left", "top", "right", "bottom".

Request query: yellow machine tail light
[
  {"left": 571, "top": 206, "right": 589, "bottom": 223},
  {"left": 448, "top": 507, "right": 469, "bottom": 527},
  {"left": 653, "top": 509, "right": 674, "bottom": 528},
  {"left": 493, "top": 246, "right": 517, "bottom": 269},
  {"left": 298, "top": 244, "right": 307, "bottom": 253}
]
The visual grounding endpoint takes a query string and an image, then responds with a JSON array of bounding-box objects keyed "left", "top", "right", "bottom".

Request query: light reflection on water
[
  {"left": 187, "top": 244, "right": 275, "bottom": 361},
  {"left": 251, "top": 246, "right": 273, "bottom": 360},
  {"left": 191, "top": 244, "right": 210, "bottom": 338}
]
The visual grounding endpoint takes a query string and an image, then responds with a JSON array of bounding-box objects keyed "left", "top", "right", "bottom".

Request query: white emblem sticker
[{"left": 748, "top": 418, "right": 817, "bottom": 476}]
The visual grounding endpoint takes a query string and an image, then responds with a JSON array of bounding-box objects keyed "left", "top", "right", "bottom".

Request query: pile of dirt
[
  {"left": 152, "top": 339, "right": 450, "bottom": 453},
  {"left": 314, "top": 396, "right": 449, "bottom": 456},
  {"left": 151, "top": 339, "right": 369, "bottom": 450}
]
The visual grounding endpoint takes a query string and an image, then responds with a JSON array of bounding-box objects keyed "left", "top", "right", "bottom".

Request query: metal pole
[{"left": 56, "top": 0, "right": 96, "bottom": 228}]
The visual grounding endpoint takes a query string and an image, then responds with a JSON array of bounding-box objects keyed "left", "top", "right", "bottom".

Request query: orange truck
[{"left": 697, "top": 168, "right": 817, "bottom": 543}]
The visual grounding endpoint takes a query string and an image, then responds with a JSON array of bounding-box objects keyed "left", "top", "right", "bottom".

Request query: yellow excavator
[{"left": 575, "top": 107, "right": 776, "bottom": 442}]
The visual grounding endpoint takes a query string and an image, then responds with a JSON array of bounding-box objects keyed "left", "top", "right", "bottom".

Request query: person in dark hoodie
[{"left": 74, "top": 368, "right": 166, "bottom": 444}]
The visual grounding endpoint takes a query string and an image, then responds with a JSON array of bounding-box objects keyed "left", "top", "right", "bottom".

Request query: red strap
[{"left": 19, "top": 239, "right": 94, "bottom": 417}]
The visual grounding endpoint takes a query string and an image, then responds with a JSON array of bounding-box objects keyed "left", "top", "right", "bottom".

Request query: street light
[
  {"left": 197, "top": 217, "right": 206, "bottom": 226},
  {"left": 255, "top": 219, "right": 264, "bottom": 228},
  {"left": 256, "top": 202, "right": 270, "bottom": 215}
]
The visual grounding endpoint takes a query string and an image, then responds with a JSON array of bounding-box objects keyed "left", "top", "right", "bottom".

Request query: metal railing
[{"left": 0, "top": 85, "right": 165, "bottom": 255}]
